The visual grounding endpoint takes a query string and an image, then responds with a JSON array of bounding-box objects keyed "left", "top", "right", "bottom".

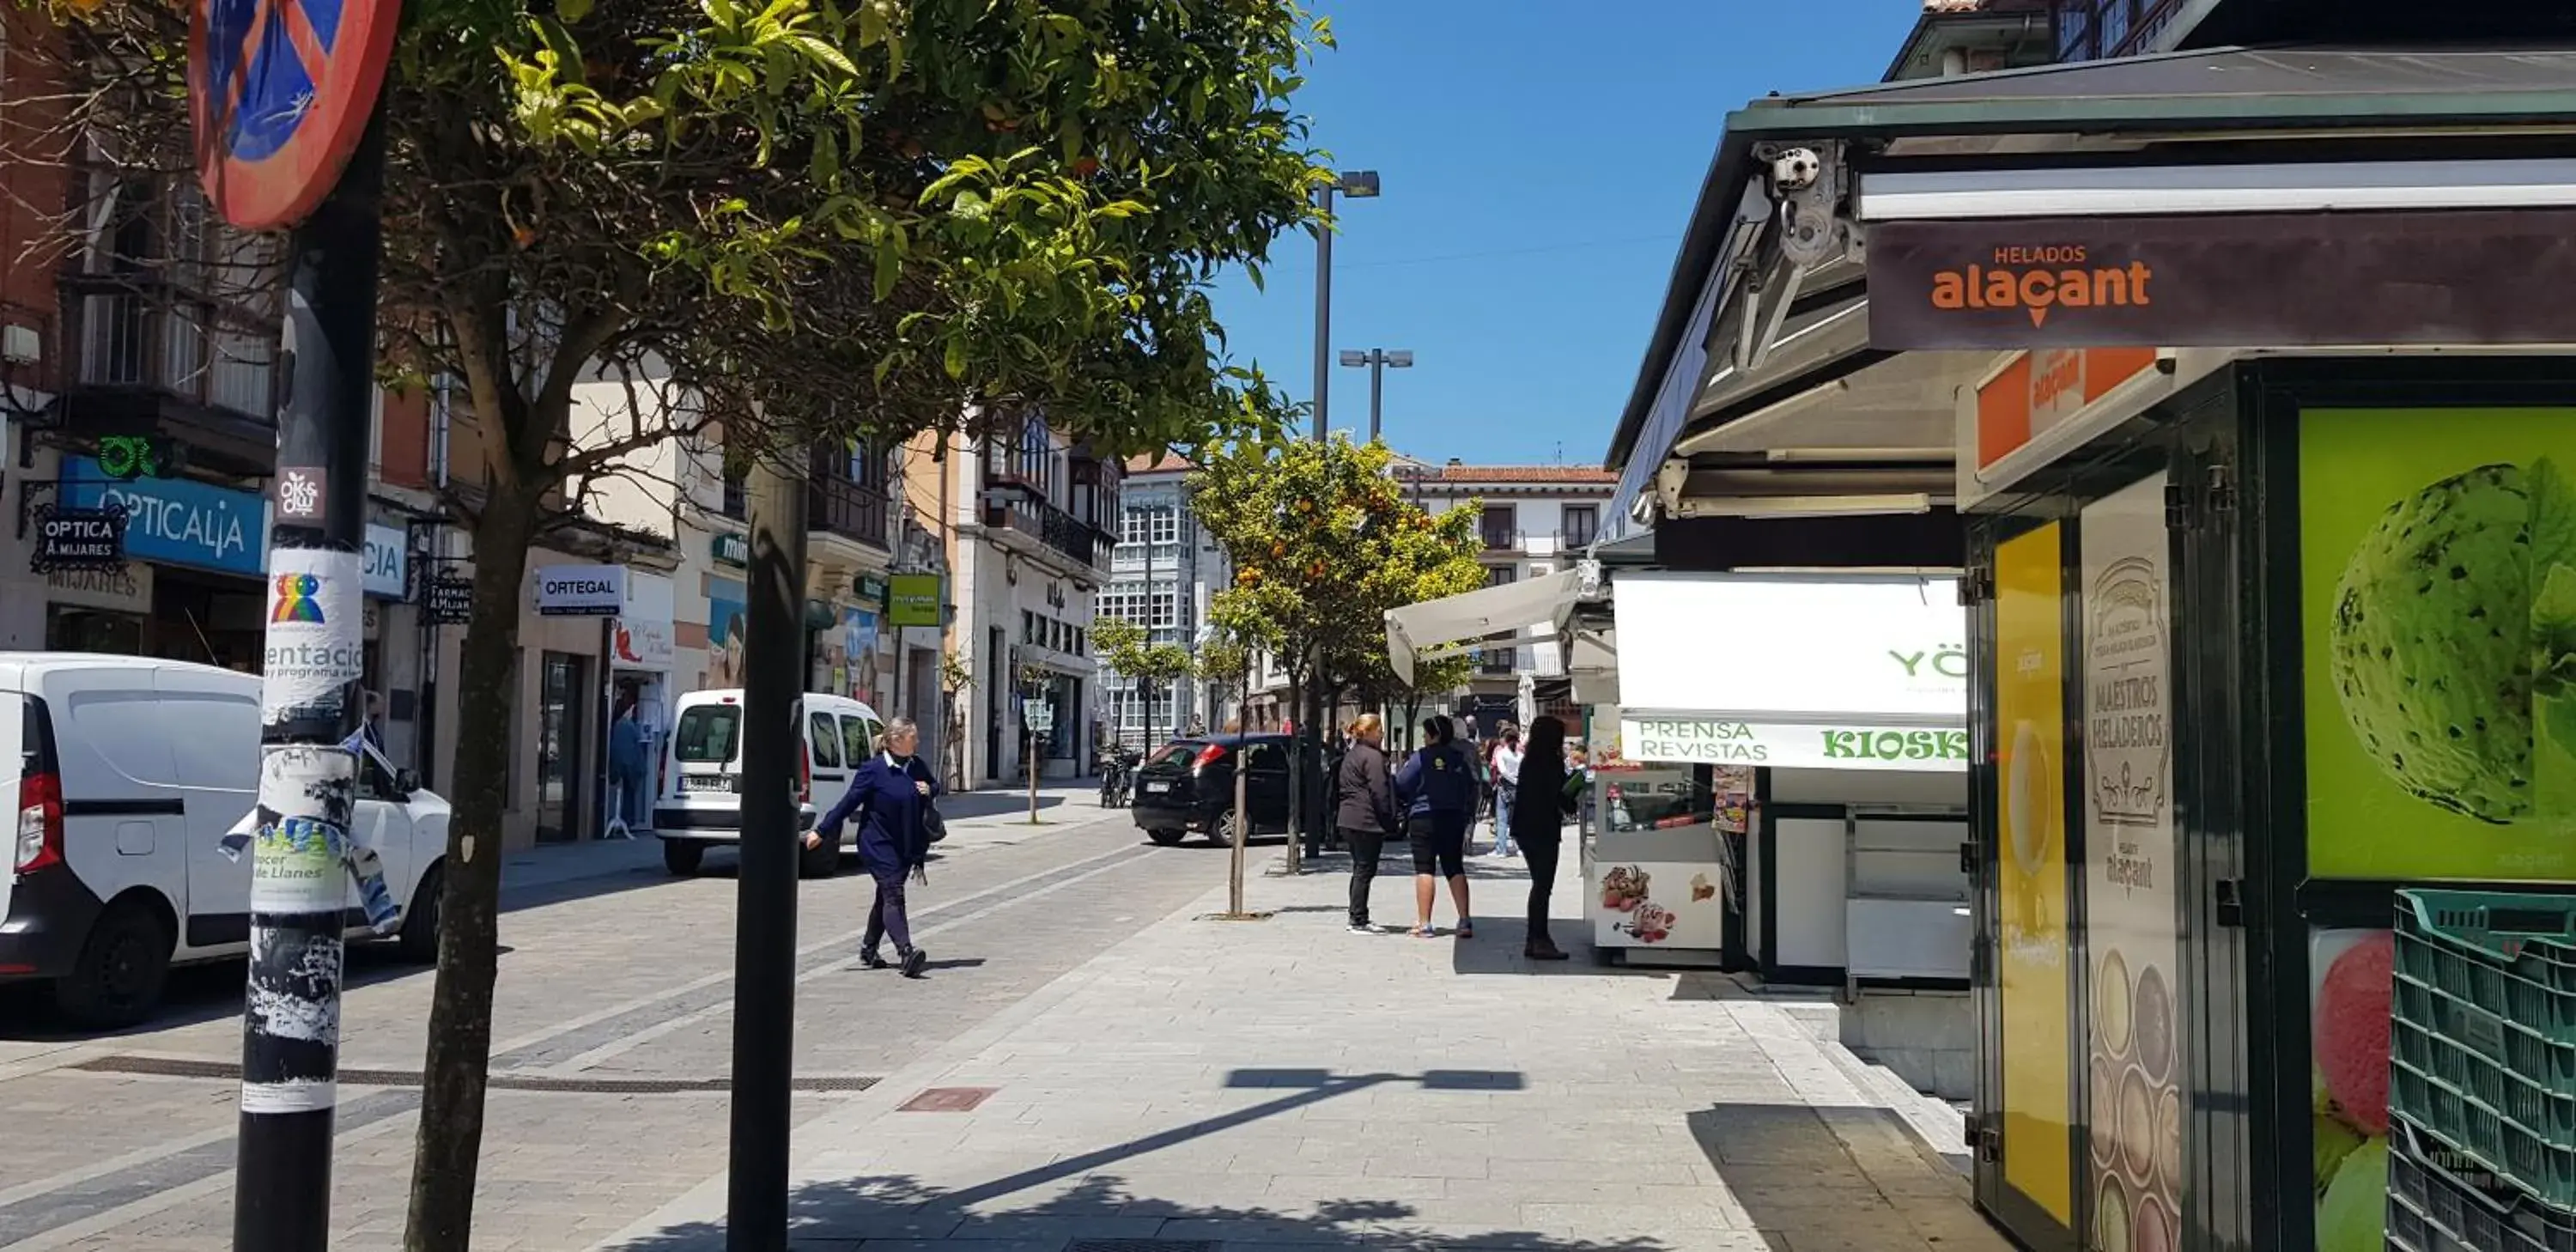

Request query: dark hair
[
  {"left": 1524, "top": 715, "right": 1566, "bottom": 762},
  {"left": 1421, "top": 714, "right": 1453, "bottom": 745}
]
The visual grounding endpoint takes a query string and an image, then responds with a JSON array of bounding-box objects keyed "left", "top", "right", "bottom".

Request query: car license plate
[
  {"left": 681, "top": 775, "right": 737, "bottom": 794},
  {"left": 1140, "top": 781, "right": 1167, "bottom": 794}
]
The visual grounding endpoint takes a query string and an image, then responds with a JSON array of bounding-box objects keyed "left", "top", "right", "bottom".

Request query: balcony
[
  {"left": 59, "top": 271, "right": 281, "bottom": 471},
  {"left": 984, "top": 481, "right": 1112, "bottom": 572},
  {"left": 1479, "top": 647, "right": 1517, "bottom": 676},
  {"left": 1480, "top": 526, "right": 1522, "bottom": 554},
  {"left": 810, "top": 473, "right": 890, "bottom": 550}
]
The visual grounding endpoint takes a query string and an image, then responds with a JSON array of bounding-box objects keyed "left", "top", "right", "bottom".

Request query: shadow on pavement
[
  {"left": 1683, "top": 1103, "right": 1994, "bottom": 1251},
  {"left": 605, "top": 1067, "right": 1694, "bottom": 1252},
  {"left": 608, "top": 1172, "right": 1681, "bottom": 1251}
]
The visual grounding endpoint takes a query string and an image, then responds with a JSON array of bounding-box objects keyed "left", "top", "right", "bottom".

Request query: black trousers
[
  {"left": 1522, "top": 838, "right": 1562, "bottom": 942},
  {"left": 862, "top": 861, "right": 914, "bottom": 956},
  {"left": 1344, "top": 826, "right": 1384, "bottom": 927}
]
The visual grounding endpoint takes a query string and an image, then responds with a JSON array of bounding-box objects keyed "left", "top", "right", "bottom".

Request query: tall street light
[
  {"left": 1311, "top": 169, "right": 1380, "bottom": 444},
  {"left": 1337, "top": 348, "right": 1413, "bottom": 444}
]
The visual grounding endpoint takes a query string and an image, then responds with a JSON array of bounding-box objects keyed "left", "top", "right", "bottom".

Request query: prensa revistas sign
[
  {"left": 533, "top": 564, "right": 627, "bottom": 616},
  {"left": 1621, "top": 717, "right": 1969, "bottom": 772}
]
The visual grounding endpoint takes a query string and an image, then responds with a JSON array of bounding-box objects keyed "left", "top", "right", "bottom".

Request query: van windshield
[{"left": 672, "top": 705, "right": 742, "bottom": 763}]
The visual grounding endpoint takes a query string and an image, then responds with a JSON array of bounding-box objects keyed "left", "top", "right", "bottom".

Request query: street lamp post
[
  {"left": 1294, "top": 169, "right": 1376, "bottom": 865},
  {"left": 1310, "top": 170, "right": 1379, "bottom": 445},
  {"left": 1336, "top": 348, "right": 1413, "bottom": 444}
]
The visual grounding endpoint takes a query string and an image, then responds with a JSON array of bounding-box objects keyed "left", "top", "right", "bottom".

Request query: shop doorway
[
  {"left": 536, "top": 651, "right": 589, "bottom": 842},
  {"left": 149, "top": 569, "right": 264, "bottom": 672}
]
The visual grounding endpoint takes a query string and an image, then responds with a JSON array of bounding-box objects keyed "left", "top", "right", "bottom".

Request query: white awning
[
  {"left": 1613, "top": 572, "right": 1966, "bottom": 771},
  {"left": 1385, "top": 564, "right": 1598, "bottom": 685}
]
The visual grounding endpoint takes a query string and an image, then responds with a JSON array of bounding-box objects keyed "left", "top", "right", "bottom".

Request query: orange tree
[{"left": 1190, "top": 436, "right": 1481, "bottom": 856}]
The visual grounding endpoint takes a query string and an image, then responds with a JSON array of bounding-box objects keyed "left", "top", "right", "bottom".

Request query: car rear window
[
  {"left": 1148, "top": 739, "right": 1206, "bottom": 765},
  {"left": 672, "top": 705, "right": 742, "bottom": 763}
]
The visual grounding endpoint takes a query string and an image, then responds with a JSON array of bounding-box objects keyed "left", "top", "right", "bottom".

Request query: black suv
[{"left": 1129, "top": 733, "right": 1304, "bottom": 845}]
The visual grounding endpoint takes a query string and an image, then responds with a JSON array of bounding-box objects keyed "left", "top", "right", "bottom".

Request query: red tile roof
[
  {"left": 1124, "top": 452, "right": 1193, "bottom": 473},
  {"left": 1397, "top": 464, "right": 1619, "bottom": 484}
]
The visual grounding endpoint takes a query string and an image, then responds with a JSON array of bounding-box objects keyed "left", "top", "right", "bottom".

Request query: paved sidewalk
[{"left": 598, "top": 849, "right": 2015, "bottom": 1252}]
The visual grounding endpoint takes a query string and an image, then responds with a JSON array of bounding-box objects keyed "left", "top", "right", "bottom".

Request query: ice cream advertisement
[
  {"left": 2309, "top": 927, "right": 2395, "bottom": 1252},
  {"left": 1996, "top": 522, "right": 2074, "bottom": 1224},
  {"left": 2300, "top": 406, "right": 2576, "bottom": 880},
  {"left": 2081, "top": 475, "right": 2181, "bottom": 1252}
]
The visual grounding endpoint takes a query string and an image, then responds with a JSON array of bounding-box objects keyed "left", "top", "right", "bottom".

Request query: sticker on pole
[
  {"left": 188, "top": 0, "right": 404, "bottom": 230},
  {"left": 261, "top": 548, "right": 364, "bottom": 723}
]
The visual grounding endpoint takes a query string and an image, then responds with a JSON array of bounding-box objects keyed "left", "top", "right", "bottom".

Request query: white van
[
  {"left": 0, "top": 653, "right": 450, "bottom": 1028},
  {"left": 655, "top": 689, "right": 883, "bottom": 878}
]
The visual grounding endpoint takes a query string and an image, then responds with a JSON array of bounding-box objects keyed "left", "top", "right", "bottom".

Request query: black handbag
[{"left": 921, "top": 802, "right": 948, "bottom": 845}]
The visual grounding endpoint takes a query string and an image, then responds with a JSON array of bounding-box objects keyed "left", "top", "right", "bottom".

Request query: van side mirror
[{"left": 394, "top": 768, "right": 422, "bottom": 797}]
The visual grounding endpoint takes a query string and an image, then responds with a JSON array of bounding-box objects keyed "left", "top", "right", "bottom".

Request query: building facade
[
  {"left": 915, "top": 412, "right": 1118, "bottom": 787},
  {"left": 1394, "top": 460, "right": 1617, "bottom": 730},
  {"left": 1098, "top": 453, "right": 1230, "bottom": 749}
]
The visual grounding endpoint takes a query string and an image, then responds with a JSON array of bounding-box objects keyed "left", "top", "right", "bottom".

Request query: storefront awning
[
  {"left": 1385, "top": 563, "right": 1600, "bottom": 685},
  {"left": 1612, "top": 572, "right": 1965, "bottom": 771},
  {"left": 1606, "top": 44, "right": 2576, "bottom": 535}
]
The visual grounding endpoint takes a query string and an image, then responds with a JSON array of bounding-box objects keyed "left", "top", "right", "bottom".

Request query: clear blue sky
[{"left": 1206, "top": 1, "right": 1922, "bottom": 468}]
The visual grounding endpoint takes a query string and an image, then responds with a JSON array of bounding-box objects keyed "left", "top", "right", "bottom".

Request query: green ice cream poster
[{"left": 2300, "top": 406, "right": 2576, "bottom": 883}]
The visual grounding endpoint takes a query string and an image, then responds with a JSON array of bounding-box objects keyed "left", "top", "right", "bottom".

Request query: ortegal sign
[
  {"left": 533, "top": 564, "right": 627, "bottom": 617},
  {"left": 1620, "top": 717, "right": 1969, "bottom": 773},
  {"left": 1867, "top": 208, "right": 2576, "bottom": 350}
]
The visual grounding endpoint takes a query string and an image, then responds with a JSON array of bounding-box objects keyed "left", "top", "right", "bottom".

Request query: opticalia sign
[
  {"left": 533, "top": 564, "right": 627, "bottom": 616},
  {"left": 60, "top": 457, "right": 266, "bottom": 576}
]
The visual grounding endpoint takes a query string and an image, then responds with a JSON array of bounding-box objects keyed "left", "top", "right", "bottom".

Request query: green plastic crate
[{"left": 2392, "top": 890, "right": 2576, "bottom": 1210}]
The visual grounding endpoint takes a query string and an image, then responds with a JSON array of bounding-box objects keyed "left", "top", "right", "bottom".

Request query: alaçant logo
[{"left": 1928, "top": 245, "right": 2154, "bottom": 328}]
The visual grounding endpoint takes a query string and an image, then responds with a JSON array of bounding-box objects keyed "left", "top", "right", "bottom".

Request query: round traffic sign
[{"left": 188, "top": 0, "right": 403, "bottom": 231}]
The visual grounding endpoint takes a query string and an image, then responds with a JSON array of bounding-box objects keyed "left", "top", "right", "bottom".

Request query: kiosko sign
[
  {"left": 534, "top": 565, "right": 627, "bottom": 616},
  {"left": 1867, "top": 208, "right": 2576, "bottom": 350}
]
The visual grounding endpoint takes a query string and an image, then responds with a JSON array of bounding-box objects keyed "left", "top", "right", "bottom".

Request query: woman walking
[
  {"left": 1394, "top": 714, "right": 1479, "bottom": 938},
  {"left": 1487, "top": 727, "right": 1523, "bottom": 858},
  {"left": 1334, "top": 714, "right": 1400, "bottom": 933},
  {"left": 1512, "top": 716, "right": 1577, "bottom": 960},
  {"left": 808, "top": 717, "right": 943, "bottom": 977}
]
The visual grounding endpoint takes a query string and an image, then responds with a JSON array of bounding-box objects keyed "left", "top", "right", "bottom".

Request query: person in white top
[{"left": 1488, "top": 729, "right": 1523, "bottom": 857}]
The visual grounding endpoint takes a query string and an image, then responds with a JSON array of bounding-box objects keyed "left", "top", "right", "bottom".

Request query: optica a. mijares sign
[{"left": 1866, "top": 209, "right": 2576, "bottom": 350}]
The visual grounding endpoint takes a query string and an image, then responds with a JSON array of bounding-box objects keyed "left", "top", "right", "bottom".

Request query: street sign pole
[
  {"left": 190, "top": 0, "right": 406, "bottom": 1243},
  {"left": 232, "top": 115, "right": 392, "bottom": 1252}
]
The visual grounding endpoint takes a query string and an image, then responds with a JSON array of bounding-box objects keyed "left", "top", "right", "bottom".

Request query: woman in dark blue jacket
[
  {"left": 1393, "top": 714, "right": 1479, "bottom": 939},
  {"left": 807, "top": 717, "right": 943, "bottom": 977}
]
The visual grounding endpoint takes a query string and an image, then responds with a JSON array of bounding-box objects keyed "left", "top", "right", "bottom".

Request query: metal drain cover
[
  {"left": 897, "top": 1085, "right": 996, "bottom": 1112},
  {"left": 1065, "top": 1242, "right": 1220, "bottom": 1252}
]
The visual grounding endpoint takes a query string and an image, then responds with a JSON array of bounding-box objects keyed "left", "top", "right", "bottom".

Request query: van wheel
[
  {"left": 798, "top": 837, "right": 839, "bottom": 878},
  {"left": 1146, "top": 829, "right": 1187, "bottom": 847},
  {"left": 55, "top": 899, "right": 171, "bottom": 1030},
  {"left": 396, "top": 864, "right": 443, "bottom": 963},
  {"left": 662, "top": 840, "right": 706, "bottom": 877}
]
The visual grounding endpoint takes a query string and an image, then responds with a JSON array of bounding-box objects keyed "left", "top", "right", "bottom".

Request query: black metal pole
[
  {"left": 1366, "top": 355, "right": 1382, "bottom": 444},
  {"left": 727, "top": 451, "right": 807, "bottom": 1251},
  {"left": 234, "top": 114, "right": 392, "bottom": 1252}
]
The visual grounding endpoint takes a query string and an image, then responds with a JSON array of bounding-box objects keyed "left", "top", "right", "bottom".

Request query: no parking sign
[{"left": 188, "top": 0, "right": 404, "bottom": 229}]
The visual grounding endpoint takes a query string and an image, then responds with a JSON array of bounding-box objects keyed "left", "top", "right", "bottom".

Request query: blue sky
[{"left": 1206, "top": 1, "right": 1923, "bottom": 467}]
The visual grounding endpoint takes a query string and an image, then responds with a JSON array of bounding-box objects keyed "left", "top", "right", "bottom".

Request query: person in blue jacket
[
  {"left": 806, "top": 716, "right": 943, "bottom": 977},
  {"left": 1394, "top": 714, "right": 1479, "bottom": 939}
]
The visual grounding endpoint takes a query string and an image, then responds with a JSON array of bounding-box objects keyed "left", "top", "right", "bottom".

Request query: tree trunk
[
  {"left": 404, "top": 489, "right": 536, "bottom": 1252},
  {"left": 1283, "top": 667, "right": 1303, "bottom": 872}
]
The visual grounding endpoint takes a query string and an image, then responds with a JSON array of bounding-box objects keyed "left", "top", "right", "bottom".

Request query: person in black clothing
[
  {"left": 1394, "top": 714, "right": 1479, "bottom": 938},
  {"left": 1512, "top": 716, "right": 1576, "bottom": 960},
  {"left": 1334, "top": 714, "right": 1400, "bottom": 933}
]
